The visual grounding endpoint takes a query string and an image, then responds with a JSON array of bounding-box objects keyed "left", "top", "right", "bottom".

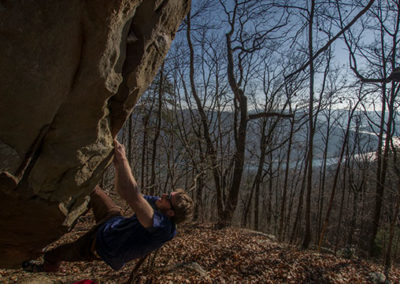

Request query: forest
[{"left": 103, "top": 0, "right": 400, "bottom": 273}]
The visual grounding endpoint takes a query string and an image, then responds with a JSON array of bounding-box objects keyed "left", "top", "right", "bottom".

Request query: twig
[{"left": 158, "top": 261, "right": 208, "bottom": 277}]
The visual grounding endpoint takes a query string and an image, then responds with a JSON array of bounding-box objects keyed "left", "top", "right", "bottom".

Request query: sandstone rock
[{"left": 0, "top": 0, "right": 190, "bottom": 267}]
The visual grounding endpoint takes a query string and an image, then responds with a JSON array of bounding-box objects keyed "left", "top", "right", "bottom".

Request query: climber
[{"left": 22, "top": 139, "right": 193, "bottom": 272}]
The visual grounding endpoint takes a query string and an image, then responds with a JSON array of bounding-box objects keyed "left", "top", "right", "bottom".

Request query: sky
[{"left": 163, "top": 0, "right": 397, "bottom": 112}]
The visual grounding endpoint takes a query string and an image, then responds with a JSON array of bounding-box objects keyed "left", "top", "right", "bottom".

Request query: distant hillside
[
  {"left": 246, "top": 108, "right": 384, "bottom": 163},
  {"left": 130, "top": 107, "right": 398, "bottom": 168}
]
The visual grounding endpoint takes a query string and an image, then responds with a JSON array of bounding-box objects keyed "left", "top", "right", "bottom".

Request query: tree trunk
[
  {"left": 220, "top": 27, "right": 249, "bottom": 226},
  {"left": 317, "top": 106, "right": 332, "bottom": 241},
  {"left": 186, "top": 11, "right": 224, "bottom": 220},
  {"left": 302, "top": 0, "right": 315, "bottom": 250},
  {"left": 279, "top": 117, "right": 294, "bottom": 240},
  {"left": 318, "top": 104, "right": 359, "bottom": 251},
  {"left": 385, "top": 183, "right": 400, "bottom": 279},
  {"left": 334, "top": 167, "right": 347, "bottom": 253},
  {"left": 193, "top": 174, "right": 204, "bottom": 222},
  {"left": 141, "top": 114, "right": 149, "bottom": 191},
  {"left": 291, "top": 156, "right": 309, "bottom": 244},
  {"left": 149, "top": 63, "right": 164, "bottom": 195}
]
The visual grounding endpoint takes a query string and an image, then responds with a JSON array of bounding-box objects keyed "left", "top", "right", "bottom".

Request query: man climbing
[{"left": 23, "top": 139, "right": 194, "bottom": 272}]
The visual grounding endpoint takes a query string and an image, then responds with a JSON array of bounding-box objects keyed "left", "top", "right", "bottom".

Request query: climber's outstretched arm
[{"left": 113, "top": 139, "right": 154, "bottom": 228}]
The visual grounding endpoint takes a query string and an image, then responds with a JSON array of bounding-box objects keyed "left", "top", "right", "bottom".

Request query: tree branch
[
  {"left": 285, "top": 0, "right": 376, "bottom": 80},
  {"left": 247, "top": 112, "right": 293, "bottom": 121}
]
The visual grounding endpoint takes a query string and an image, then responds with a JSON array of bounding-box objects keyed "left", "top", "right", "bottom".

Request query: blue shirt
[{"left": 95, "top": 195, "right": 176, "bottom": 270}]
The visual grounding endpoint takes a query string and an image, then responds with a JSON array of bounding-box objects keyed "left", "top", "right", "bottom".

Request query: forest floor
[{"left": 1, "top": 214, "right": 399, "bottom": 284}]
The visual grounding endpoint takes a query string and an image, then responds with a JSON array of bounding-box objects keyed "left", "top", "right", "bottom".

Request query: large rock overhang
[{"left": 0, "top": 0, "right": 190, "bottom": 267}]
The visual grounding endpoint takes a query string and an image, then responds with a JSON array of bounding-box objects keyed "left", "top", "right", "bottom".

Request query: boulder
[{"left": 0, "top": 0, "right": 190, "bottom": 267}]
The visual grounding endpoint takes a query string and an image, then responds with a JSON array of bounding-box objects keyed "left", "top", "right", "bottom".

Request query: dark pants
[{"left": 43, "top": 185, "right": 122, "bottom": 271}]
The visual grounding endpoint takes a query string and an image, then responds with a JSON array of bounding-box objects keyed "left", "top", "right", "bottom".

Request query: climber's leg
[
  {"left": 90, "top": 185, "right": 122, "bottom": 224},
  {"left": 42, "top": 227, "right": 98, "bottom": 272}
]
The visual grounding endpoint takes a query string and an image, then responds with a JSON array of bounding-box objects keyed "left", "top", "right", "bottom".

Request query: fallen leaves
[{"left": 1, "top": 220, "right": 399, "bottom": 283}]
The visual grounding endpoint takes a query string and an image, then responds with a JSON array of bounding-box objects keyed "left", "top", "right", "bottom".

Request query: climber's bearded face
[{"left": 156, "top": 193, "right": 177, "bottom": 217}]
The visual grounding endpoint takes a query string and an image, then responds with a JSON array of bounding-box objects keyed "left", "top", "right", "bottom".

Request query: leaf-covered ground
[{"left": 1, "top": 215, "right": 399, "bottom": 284}]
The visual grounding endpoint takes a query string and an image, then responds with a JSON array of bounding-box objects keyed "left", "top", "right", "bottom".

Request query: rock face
[{"left": 0, "top": 0, "right": 190, "bottom": 268}]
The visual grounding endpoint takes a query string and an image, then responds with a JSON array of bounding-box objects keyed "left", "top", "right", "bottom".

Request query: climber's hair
[{"left": 170, "top": 189, "right": 193, "bottom": 224}]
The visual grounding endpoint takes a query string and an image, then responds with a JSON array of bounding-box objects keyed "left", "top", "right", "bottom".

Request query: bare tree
[
  {"left": 218, "top": 0, "right": 292, "bottom": 226},
  {"left": 340, "top": 0, "right": 400, "bottom": 255},
  {"left": 318, "top": 91, "right": 367, "bottom": 251}
]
